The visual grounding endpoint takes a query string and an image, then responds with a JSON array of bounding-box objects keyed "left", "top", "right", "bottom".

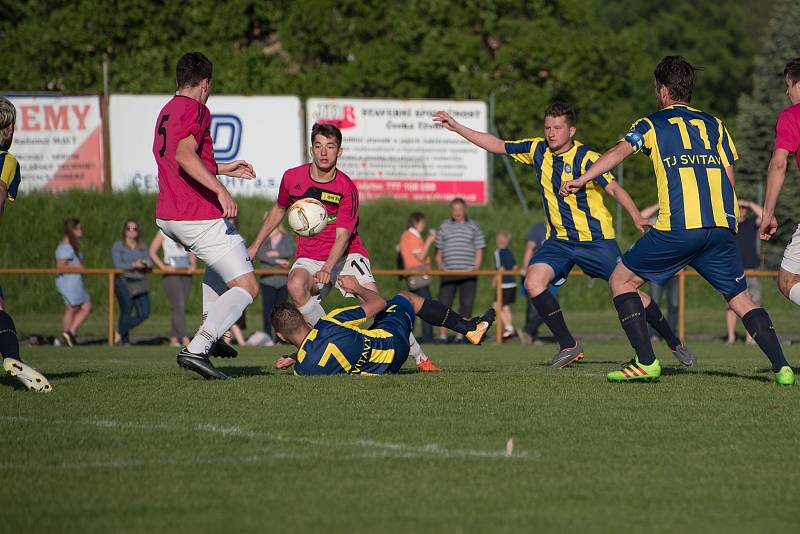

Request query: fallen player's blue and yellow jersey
[
  {"left": 623, "top": 104, "right": 739, "bottom": 233},
  {"left": 294, "top": 296, "right": 414, "bottom": 376},
  {"left": 0, "top": 150, "right": 20, "bottom": 205}
]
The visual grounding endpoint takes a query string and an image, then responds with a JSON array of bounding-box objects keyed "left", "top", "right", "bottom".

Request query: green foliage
[{"left": 735, "top": 0, "right": 800, "bottom": 263}]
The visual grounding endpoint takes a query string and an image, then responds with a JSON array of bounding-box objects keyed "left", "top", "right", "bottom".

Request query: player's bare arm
[
  {"left": 316, "top": 227, "right": 352, "bottom": 285},
  {"left": 432, "top": 111, "right": 506, "bottom": 154},
  {"left": 174, "top": 135, "right": 237, "bottom": 217},
  {"left": 218, "top": 160, "right": 256, "bottom": 179},
  {"left": 336, "top": 275, "right": 387, "bottom": 319},
  {"left": 604, "top": 181, "right": 650, "bottom": 232},
  {"left": 248, "top": 203, "right": 287, "bottom": 259},
  {"left": 559, "top": 142, "right": 634, "bottom": 196},
  {"left": 760, "top": 148, "right": 790, "bottom": 240}
]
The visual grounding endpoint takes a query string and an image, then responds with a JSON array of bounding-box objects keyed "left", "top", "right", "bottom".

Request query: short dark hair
[
  {"left": 270, "top": 302, "right": 308, "bottom": 338},
  {"left": 544, "top": 102, "right": 577, "bottom": 127},
  {"left": 407, "top": 212, "right": 425, "bottom": 228},
  {"left": 311, "top": 123, "right": 343, "bottom": 147},
  {"left": 176, "top": 52, "right": 213, "bottom": 88},
  {"left": 450, "top": 197, "right": 466, "bottom": 207},
  {"left": 785, "top": 58, "right": 800, "bottom": 85},
  {"left": 654, "top": 56, "right": 696, "bottom": 103}
]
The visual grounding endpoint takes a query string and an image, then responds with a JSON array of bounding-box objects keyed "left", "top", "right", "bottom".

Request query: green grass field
[{"left": 3, "top": 338, "right": 799, "bottom": 533}]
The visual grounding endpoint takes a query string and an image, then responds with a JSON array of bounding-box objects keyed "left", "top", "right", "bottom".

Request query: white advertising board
[
  {"left": 110, "top": 95, "right": 303, "bottom": 198},
  {"left": 306, "top": 98, "right": 488, "bottom": 203}
]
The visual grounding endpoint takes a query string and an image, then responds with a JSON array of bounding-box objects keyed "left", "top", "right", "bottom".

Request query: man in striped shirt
[{"left": 434, "top": 198, "right": 486, "bottom": 342}]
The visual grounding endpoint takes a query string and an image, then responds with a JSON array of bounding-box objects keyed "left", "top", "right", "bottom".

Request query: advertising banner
[
  {"left": 110, "top": 95, "right": 303, "bottom": 198},
  {"left": 306, "top": 98, "right": 488, "bottom": 204},
  {"left": 5, "top": 95, "right": 104, "bottom": 192}
]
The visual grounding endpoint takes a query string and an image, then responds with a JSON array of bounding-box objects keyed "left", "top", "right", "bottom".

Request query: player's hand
[
  {"left": 275, "top": 355, "right": 296, "bottom": 370},
  {"left": 247, "top": 244, "right": 259, "bottom": 261},
  {"left": 559, "top": 179, "right": 585, "bottom": 197},
  {"left": 632, "top": 214, "right": 652, "bottom": 233},
  {"left": 336, "top": 274, "right": 360, "bottom": 294},
  {"left": 218, "top": 189, "right": 238, "bottom": 218},
  {"left": 314, "top": 269, "right": 332, "bottom": 285},
  {"left": 220, "top": 160, "right": 256, "bottom": 180},
  {"left": 432, "top": 111, "right": 460, "bottom": 132},
  {"left": 759, "top": 215, "right": 778, "bottom": 241}
]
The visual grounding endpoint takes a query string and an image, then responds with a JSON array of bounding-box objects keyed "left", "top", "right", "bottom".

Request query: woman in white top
[
  {"left": 149, "top": 230, "right": 196, "bottom": 347},
  {"left": 55, "top": 218, "right": 92, "bottom": 347}
]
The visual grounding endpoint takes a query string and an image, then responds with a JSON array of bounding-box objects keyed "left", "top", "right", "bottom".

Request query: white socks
[
  {"left": 188, "top": 287, "right": 253, "bottom": 354},
  {"left": 408, "top": 333, "right": 426, "bottom": 365},
  {"left": 297, "top": 297, "right": 326, "bottom": 326},
  {"left": 790, "top": 283, "right": 800, "bottom": 306}
]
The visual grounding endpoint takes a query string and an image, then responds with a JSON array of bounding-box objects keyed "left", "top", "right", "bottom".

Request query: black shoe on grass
[{"left": 177, "top": 348, "right": 228, "bottom": 380}]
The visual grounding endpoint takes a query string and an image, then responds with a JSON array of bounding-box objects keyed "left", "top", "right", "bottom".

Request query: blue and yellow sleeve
[
  {"left": 622, "top": 119, "right": 652, "bottom": 154},
  {"left": 0, "top": 152, "right": 20, "bottom": 201},
  {"left": 583, "top": 150, "right": 615, "bottom": 189},
  {"left": 504, "top": 138, "right": 541, "bottom": 166},
  {"left": 323, "top": 305, "right": 367, "bottom": 326},
  {"left": 717, "top": 120, "right": 738, "bottom": 167}
]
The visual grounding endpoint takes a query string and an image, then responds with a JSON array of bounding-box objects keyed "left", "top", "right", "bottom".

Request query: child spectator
[
  {"left": 55, "top": 218, "right": 92, "bottom": 346},
  {"left": 493, "top": 230, "right": 518, "bottom": 341}
]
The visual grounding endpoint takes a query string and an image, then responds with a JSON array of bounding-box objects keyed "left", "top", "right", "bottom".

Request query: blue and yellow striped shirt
[
  {"left": 0, "top": 150, "right": 20, "bottom": 205},
  {"left": 623, "top": 104, "right": 738, "bottom": 232},
  {"left": 504, "top": 138, "right": 616, "bottom": 242}
]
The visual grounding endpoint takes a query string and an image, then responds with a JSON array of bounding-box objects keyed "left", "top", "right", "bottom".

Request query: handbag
[
  {"left": 122, "top": 276, "right": 150, "bottom": 297},
  {"left": 406, "top": 266, "right": 432, "bottom": 290}
]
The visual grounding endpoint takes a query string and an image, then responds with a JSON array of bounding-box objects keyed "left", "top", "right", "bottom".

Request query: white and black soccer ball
[{"left": 287, "top": 198, "right": 328, "bottom": 237}]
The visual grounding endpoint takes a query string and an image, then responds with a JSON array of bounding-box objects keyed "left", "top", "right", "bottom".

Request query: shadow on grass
[
  {"left": 0, "top": 370, "right": 94, "bottom": 390},
  {"left": 222, "top": 366, "right": 273, "bottom": 378},
  {"left": 698, "top": 369, "right": 772, "bottom": 383}
]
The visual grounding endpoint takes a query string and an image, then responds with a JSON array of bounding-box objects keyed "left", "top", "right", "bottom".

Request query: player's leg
[
  {"left": 287, "top": 267, "right": 326, "bottom": 325},
  {"left": 0, "top": 294, "right": 51, "bottom": 392},
  {"left": 398, "top": 291, "right": 495, "bottom": 345},
  {"left": 778, "top": 225, "right": 800, "bottom": 305},
  {"left": 692, "top": 229, "right": 793, "bottom": 385},
  {"left": 725, "top": 306, "right": 737, "bottom": 343},
  {"left": 436, "top": 279, "right": 458, "bottom": 341}
]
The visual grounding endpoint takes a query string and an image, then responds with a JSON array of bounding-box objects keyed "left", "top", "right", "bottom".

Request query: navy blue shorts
[
  {"left": 372, "top": 295, "right": 414, "bottom": 372},
  {"left": 530, "top": 238, "right": 621, "bottom": 282},
  {"left": 622, "top": 228, "right": 747, "bottom": 298}
]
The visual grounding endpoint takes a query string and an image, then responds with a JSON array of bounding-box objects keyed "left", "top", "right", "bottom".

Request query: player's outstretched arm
[
  {"left": 337, "top": 275, "right": 386, "bottom": 319},
  {"left": 432, "top": 111, "right": 506, "bottom": 154},
  {"left": 760, "top": 148, "right": 790, "bottom": 240},
  {"left": 603, "top": 182, "right": 650, "bottom": 232},
  {"left": 175, "top": 136, "right": 237, "bottom": 217},
  {"left": 248, "top": 203, "right": 287, "bottom": 260},
  {"left": 218, "top": 160, "right": 256, "bottom": 180},
  {"left": 559, "top": 142, "right": 633, "bottom": 197}
]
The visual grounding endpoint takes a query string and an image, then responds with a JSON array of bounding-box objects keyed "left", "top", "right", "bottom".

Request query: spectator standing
[
  {"left": 112, "top": 219, "right": 151, "bottom": 345},
  {"left": 493, "top": 230, "right": 518, "bottom": 341},
  {"left": 149, "top": 230, "right": 196, "bottom": 347},
  {"left": 256, "top": 225, "right": 295, "bottom": 340},
  {"left": 55, "top": 218, "right": 92, "bottom": 346},
  {"left": 727, "top": 199, "right": 763, "bottom": 344},
  {"left": 640, "top": 204, "right": 679, "bottom": 340},
  {"left": 399, "top": 212, "right": 436, "bottom": 343},
  {"left": 518, "top": 222, "right": 558, "bottom": 344},
  {"left": 435, "top": 198, "right": 486, "bottom": 342}
]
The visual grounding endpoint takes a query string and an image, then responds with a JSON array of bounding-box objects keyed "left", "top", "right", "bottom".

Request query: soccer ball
[{"left": 287, "top": 198, "right": 328, "bottom": 237}]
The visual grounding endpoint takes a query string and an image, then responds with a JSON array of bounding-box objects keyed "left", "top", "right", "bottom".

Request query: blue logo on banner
[{"left": 211, "top": 114, "right": 242, "bottom": 162}]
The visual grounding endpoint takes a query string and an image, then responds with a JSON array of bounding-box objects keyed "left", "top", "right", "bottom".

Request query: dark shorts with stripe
[
  {"left": 372, "top": 295, "right": 414, "bottom": 372},
  {"left": 622, "top": 228, "right": 747, "bottom": 299},
  {"left": 530, "top": 238, "right": 621, "bottom": 282}
]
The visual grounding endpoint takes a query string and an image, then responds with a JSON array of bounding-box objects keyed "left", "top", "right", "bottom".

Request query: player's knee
[
  {"left": 398, "top": 291, "right": 422, "bottom": 310},
  {"left": 524, "top": 275, "right": 547, "bottom": 297},
  {"left": 287, "top": 274, "right": 310, "bottom": 303}
]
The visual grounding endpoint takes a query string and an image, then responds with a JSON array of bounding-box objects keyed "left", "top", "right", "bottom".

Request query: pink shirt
[
  {"left": 153, "top": 96, "right": 222, "bottom": 220},
  {"left": 277, "top": 164, "right": 368, "bottom": 261},
  {"left": 775, "top": 102, "right": 800, "bottom": 171}
]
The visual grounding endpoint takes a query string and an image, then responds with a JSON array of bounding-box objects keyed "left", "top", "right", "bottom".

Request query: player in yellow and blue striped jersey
[
  {"left": 562, "top": 56, "right": 794, "bottom": 386},
  {"left": 0, "top": 96, "right": 51, "bottom": 392},
  {"left": 433, "top": 103, "right": 694, "bottom": 370},
  {"left": 270, "top": 275, "right": 495, "bottom": 375}
]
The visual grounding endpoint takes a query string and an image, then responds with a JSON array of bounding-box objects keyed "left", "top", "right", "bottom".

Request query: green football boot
[
  {"left": 775, "top": 366, "right": 795, "bottom": 386},
  {"left": 607, "top": 356, "right": 661, "bottom": 383}
]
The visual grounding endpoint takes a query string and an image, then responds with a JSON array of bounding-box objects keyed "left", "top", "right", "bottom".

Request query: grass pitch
[{"left": 2, "top": 340, "right": 799, "bottom": 533}]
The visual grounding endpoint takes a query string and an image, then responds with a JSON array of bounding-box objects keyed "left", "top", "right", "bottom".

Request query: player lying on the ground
[
  {"left": 434, "top": 102, "right": 694, "bottom": 369},
  {"left": 0, "top": 96, "right": 50, "bottom": 392},
  {"left": 270, "top": 275, "right": 495, "bottom": 375},
  {"left": 561, "top": 55, "right": 794, "bottom": 385}
]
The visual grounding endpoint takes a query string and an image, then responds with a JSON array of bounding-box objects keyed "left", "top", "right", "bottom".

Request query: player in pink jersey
[
  {"left": 248, "top": 123, "right": 441, "bottom": 371},
  {"left": 760, "top": 58, "right": 800, "bottom": 306},
  {"left": 153, "top": 52, "right": 259, "bottom": 380}
]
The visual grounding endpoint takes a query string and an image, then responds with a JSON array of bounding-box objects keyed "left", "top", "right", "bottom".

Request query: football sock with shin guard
[
  {"left": 297, "top": 297, "right": 326, "bottom": 326},
  {"left": 742, "top": 308, "right": 789, "bottom": 372},
  {"left": 614, "top": 292, "right": 657, "bottom": 365},
  {"left": 530, "top": 291, "right": 576, "bottom": 350},
  {"left": 187, "top": 287, "right": 253, "bottom": 355},
  {"left": 417, "top": 299, "right": 474, "bottom": 335},
  {"left": 644, "top": 300, "right": 681, "bottom": 349},
  {"left": 0, "top": 310, "right": 21, "bottom": 361}
]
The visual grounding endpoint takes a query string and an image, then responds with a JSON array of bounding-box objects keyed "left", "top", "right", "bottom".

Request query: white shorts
[
  {"left": 291, "top": 253, "right": 375, "bottom": 298},
  {"left": 781, "top": 224, "right": 800, "bottom": 275},
  {"left": 156, "top": 218, "right": 253, "bottom": 283}
]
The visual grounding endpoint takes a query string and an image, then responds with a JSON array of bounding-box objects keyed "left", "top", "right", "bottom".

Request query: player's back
[
  {"left": 153, "top": 96, "right": 221, "bottom": 221},
  {"left": 631, "top": 104, "right": 738, "bottom": 232}
]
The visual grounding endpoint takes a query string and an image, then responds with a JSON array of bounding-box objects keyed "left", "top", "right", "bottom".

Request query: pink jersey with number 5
[
  {"left": 153, "top": 95, "right": 222, "bottom": 220},
  {"left": 277, "top": 163, "right": 369, "bottom": 261}
]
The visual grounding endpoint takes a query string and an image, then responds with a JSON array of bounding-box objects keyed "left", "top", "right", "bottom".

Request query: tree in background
[{"left": 735, "top": 0, "right": 800, "bottom": 263}]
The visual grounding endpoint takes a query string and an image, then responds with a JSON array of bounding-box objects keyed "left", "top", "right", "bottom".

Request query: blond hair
[{"left": 0, "top": 97, "right": 16, "bottom": 149}]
